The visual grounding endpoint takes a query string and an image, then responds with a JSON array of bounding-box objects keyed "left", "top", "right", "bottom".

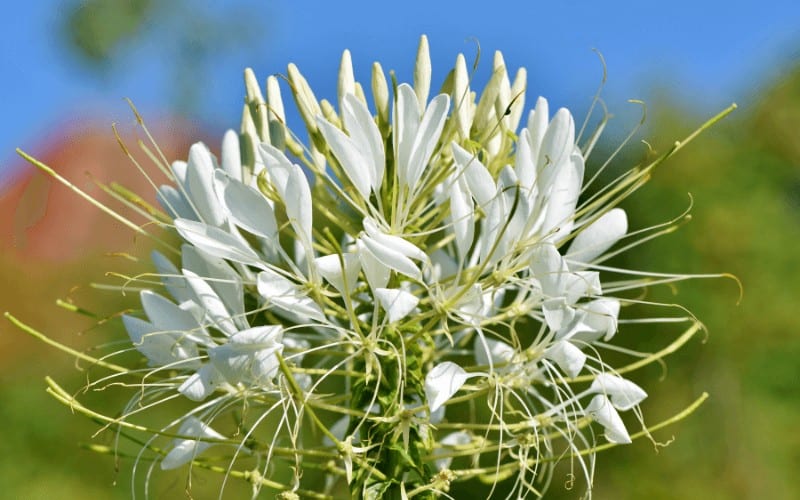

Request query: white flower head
[{"left": 17, "top": 34, "right": 729, "bottom": 499}]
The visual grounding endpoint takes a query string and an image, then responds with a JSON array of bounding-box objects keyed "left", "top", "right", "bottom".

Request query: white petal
[
  {"left": 589, "top": 373, "right": 647, "bottom": 411},
  {"left": 220, "top": 173, "right": 278, "bottom": 241},
  {"left": 343, "top": 94, "right": 385, "bottom": 191},
  {"left": 121, "top": 315, "right": 167, "bottom": 364},
  {"left": 338, "top": 49, "right": 355, "bottom": 113},
  {"left": 258, "top": 144, "right": 313, "bottom": 246},
  {"left": 317, "top": 117, "right": 373, "bottom": 199},
  {"left": 151, "top": 250, "right": 192, "bottom": 303},
  {"left": 122, "top": 315, "right": 198, "bottom": 367},
  {"left": 282, "top": 336, "right": 311, "bottom": 364},
  {"left": 221, "top": 130, "right": 242, "bottom": 181},
  {"left": 536, "top": 108, "right": 575, "bottom": 189},
  {"left": 405, "top": 93, "right": 449, "bottom": 191},
  {"left": 293, "top": 237, "right": 309, "bottom": 275},
  {"left": 477, "top": 188, "right": 508, "bottom": 264},
  {"left": 257, "top": 270, "right": 326, "bottom": 323},
  {"left": 315, "top": 253, "right": 361, "bottom": 295},
  {"left": 177, "top": 416, "right": 226, "bottom": 439},
  {"left": 472, "top": 62, "right": 504, "bottom": 135},
  {"left": 567, "top": 208, "right": 628, "bottom": 268},
  {"left": 266, "top": 75, "right": 287, "bottom": 149},
  {"left": 208, "top": 326, "right": 284, "bottom": 385},
  {"left": 507, "top": 67, "right": 527, "bottom": 132},
  {"left": 140, "top": 290, "right": 212, "bottom": 346},
  {"left": 361, "top": 235, "right": 422, "bottom": 281},
  {"left": 425, "top": 362, "right": 478, "bottom": 413},
  {"left": 161, "top": 417, "right": 226, "bottom": 470},
  {"left": 496, "top": 165, "right": 531, "bottom": 249},
  {"left": 174, "top": 218, "right": 262, "bottom": 268},
  {"left": 171, "top": 160, "right": 188, "bottom": 186},
  {"left": 451, "top": 54, "right": 471, "bottom": 139},
  {"left": 287, "top": 63, "right": 322, "bottom": 134},
  {"left": 586, "top": 395, "right": 632, "bottom": 444},
  {"left": 544, "top": 298, "right": 614, "bottom": 341},
  {"left": 526, "top": 97, "right": 549, "bottom": 158},
  {"left": 452, "top": 284, "right": 490, "bottom": 326},
  {"left": 362, "top": 218, "right": 427, "bottom": 262},
  {"left": 181, "top": 245, "right": 247, "bottom": 331},
  {"left": 161, "top": 443, "right": 209, "bottom": 470},
  {"left": 324, "top": 415, "right": 351, "bottom": 447},
  {"left": 562, "top": 271, "right": 601, "bottom": 305},
  {"left": 428, "top": 248, "right": 459, "bottom": 282},
  {"left": 393, "top": 84, "right": 421, "bottom": 188},
  {"left": 372, "top": 61, "right": 391, "bottom": 127},
  {"left": 452, "top": 142, "right": 495, "bottom": 207},
  {"left": 529, "top": 244, "right": 568, "bottom": 297},
  {"left": 178, "top": 364, "right": 226, "bottom": 401},
  {"left": 185, "top": 143, "right": 225, "bottom": 226},
  {"left": 449, "top": 175, "right": 475, "bottom": 258},
  {"left": 429, "top": 401, "right": 446, "bottom": 424},
  {"left": 258, "top": 143, "right": 292, "bottom": 192},
  {"left": 515, "top": 128, "right": 536, "bottom": 191},
  {"left": 375, "top": 288, "right": 419, "bottom": 323},
  {"left": 183, "top": 269, "right": 237, "bottom": 336},
  {"left": 542, "top": 151, "right": 584, "bottom": 243},
  {"left": 542, "top": 298, "right": 576, "bottom": 333},
  {"left": 356, "top": 239, "right": 390, "bottom": 290},
  {"left": 157, "top": 185, "right": 194, "bottom": 220},
  {"left": 576, "top": 298, "right": 621, "bottom": 342},
  {"left": 285, "top": 164, "right": 314, "bottom": 247},
  {"left": 544, "top": 340, "right": 586, "bottom": 377},
  {"left": 441, "top": 430, "right": 472, "bottom": 447},
  {"left": 474, "top": 337, "right": 515, "bottom": 367}
]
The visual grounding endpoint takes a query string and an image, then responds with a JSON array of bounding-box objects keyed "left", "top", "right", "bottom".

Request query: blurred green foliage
[
  {"left": 62, "top": 0, "right": 271, "bottom": 116},
  {"left": 67, "top": 0, "right": 153, "bottom": 64}
]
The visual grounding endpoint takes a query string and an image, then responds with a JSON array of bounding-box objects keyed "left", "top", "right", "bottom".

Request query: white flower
[{"left": 36, "top": 34, "right": 717, "bottom": 498}]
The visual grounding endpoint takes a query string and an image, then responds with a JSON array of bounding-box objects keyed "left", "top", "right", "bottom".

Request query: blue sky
[{"left": 2, "top": 1, "right": 799, "bottom": 184}]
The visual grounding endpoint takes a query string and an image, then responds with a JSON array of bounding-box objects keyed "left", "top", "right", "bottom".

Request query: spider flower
[{"left": 12, "top": 35, "right": 737, "bottom": 499}]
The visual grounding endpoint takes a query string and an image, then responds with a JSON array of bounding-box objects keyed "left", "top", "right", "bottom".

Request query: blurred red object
[
  {"left": 0, "top": 117, "right": 208, "bottom": 365},
  {"left": 1, "top": 118, "right": 204, "bottom": 262}
]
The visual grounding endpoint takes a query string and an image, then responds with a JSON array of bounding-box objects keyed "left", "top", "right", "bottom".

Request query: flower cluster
[{"left": 14, "top": 36, "right": 734, "bottom": 499}]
